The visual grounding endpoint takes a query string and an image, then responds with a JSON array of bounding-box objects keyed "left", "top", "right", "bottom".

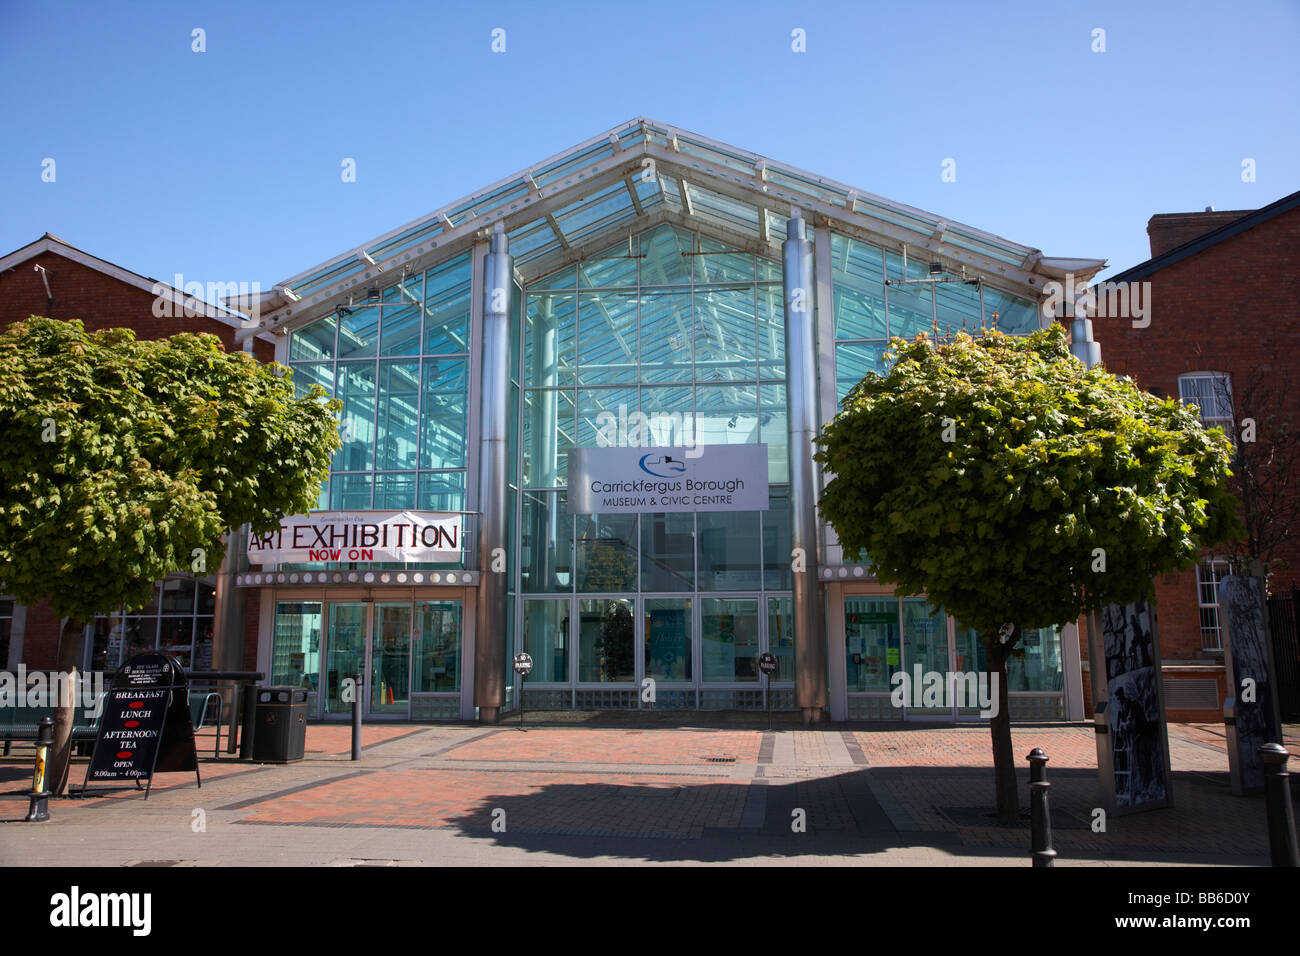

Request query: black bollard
[
  {"left": 1027, "top": 747, "right": 1056, "bottom": 867},
  {"left": 24, "top": 717, "right": 54, "bottom": 822},
  {"left": 351, "top": 672, "right": 362, "bottom": 761},
  {"left": 1259, "top": 743, "right": 1298, "bottom": 867}
]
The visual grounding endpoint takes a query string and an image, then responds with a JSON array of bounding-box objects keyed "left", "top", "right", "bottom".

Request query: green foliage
[
  {"left": 0, "top": 317, "right": 342, "bottom": 621},
  {"left": 814, "top": 325, "right": 1242, "bottom": 636}
]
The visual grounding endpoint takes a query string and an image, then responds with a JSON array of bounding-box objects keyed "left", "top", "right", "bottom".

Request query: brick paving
[{"left": 0, "top": 717, "right": 1295, "bottom": 866}]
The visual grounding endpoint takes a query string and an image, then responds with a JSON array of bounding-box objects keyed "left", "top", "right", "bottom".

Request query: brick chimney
[{"left": 1147, "top": 207, "right": 1253, "bottom": 257}]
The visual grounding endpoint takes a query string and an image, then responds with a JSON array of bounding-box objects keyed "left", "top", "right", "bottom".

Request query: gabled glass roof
[{"left": 258, "top": 117, "right": 1103, "bottom": 332}]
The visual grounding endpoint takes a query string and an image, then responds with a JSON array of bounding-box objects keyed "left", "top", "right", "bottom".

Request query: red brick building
[
  {"left": 1088, "top": 190, "right": 1300, "bottom": 720},
  {"left": 0, "top": 234, "right": 274, "bottom": 674}
]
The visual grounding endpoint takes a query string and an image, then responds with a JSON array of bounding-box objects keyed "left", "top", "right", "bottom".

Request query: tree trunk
[
  {"left": 48, "top": 617, "right": 85, "bottom": 796},
  {"left": 986, "top": 628, "right": 1019, "bottom": 824}
]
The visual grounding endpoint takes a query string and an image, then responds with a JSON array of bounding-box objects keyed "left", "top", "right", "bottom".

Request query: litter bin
[{"left": 251, "top": 686, "right": 309, "bottom": 763}]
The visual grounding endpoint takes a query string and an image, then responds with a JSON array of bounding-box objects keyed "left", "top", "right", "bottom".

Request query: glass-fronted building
[{"left": 224, "top": 118, "right": 1103, "bottom": 723}]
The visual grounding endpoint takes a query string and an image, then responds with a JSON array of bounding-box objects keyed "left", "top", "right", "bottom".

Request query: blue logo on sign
[{"left": 639, "top": 453, "right": 686, "bottom": 478}]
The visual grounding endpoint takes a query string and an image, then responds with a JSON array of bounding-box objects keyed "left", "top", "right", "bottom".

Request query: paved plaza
[{"left": 1, "top": 717, "right": 1296, "bottom": 866}]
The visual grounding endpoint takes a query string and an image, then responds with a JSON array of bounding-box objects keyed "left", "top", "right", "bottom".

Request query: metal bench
[
  {"left": 1, "top": 692, "right": 108, "bottom": 756},
  {"left": 188, "top": 690, "right": 223, "bottom": 758}
]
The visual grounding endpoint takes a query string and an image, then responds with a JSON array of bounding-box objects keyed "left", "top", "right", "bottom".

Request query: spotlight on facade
[
  {"left": 366, "top": 287, "right": 380, "bottom": 301},
  {"left": 929, "top": 261, "right": 943, "bottom": 276}
]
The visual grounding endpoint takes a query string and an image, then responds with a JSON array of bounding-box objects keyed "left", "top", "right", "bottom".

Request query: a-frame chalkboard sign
[{"left": 77, "top": 652, "right": 200, "bottom": 799}]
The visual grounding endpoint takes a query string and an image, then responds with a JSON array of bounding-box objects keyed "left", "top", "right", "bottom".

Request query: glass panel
[
  {"left": 762, "top": 491, "right": 793, "bottom": 590},
  {"left": 521, "top": 491, "right": 571, "bottom": 592},
  {"left": 375, "top": 473, "right": 416, "bottom": 510},
  {"left": 698, "top": 511, "right": 762, "bottom": 590},
  {"left": 414, "top": 600, "right": 461, "bottom": 692},
  {"left": 132, "top": 583, "right": 160, "bottom": 617},
  {"left": 934, "top": 277, "right": 983, "bottom": 336},
  {"left": 845, "top": 596, "right": 899, "bottom": 693},
  {"left": 832, "top": 234, "right": 887, "bottom": 339},
  {"left": 695, "top": 287, "right": 757, "bottom": 380},
  {"left": 338, "top": 306, "right": 380, "bottom": 359},
  {"left": 579, "top": 598, "right": 635, "bottom": 682},
  {"left": 835, "top": 342, "right": 888, "bottom": 403},
  {"left": 377, "top": 360, "right": 420, "bottom": 470},
  {"left": 160, "top": 577, "right": 196, "bottom": 614},
  {"left": 695, "top": 384, "right": 758, "bottom": 446},
  {"left": 901, "top": 598, "right": 949, "bottom": 714},
  {"left": 371, "top": 603, "right": 411, "bottom": 715},
  {"left": 701, "top": 597, "right": 759, "bottom": 683},
  {"left": 290, "top": 315, "right": 337, "bottom": 362},
  {"left": 420, "top": 358, "right": 468, "bottom": 469},
  {"left": 953, "top": 623, "right": 989, "bottom": 715},
  {"left": 639, "top": 291, "right": 692, "bottom": 383},
  {"left": 158, "top": 617, "right": 193, "bottom": 659},
  {"left": 760, "top": 383, "right": 788, "bottom": 484},
  {"left": 382, "top": 270, "right": 422, "bottom": 305},
  {"left": 523, "top": 389, "right": 575, "bottom": 487},
  {"left": 196, "top": 581, "right": 215, "bottom": 615},
  {"left": 325, "top": 603, "right": 366, "bottom": 714},
  {"left": 1007, "top": 626, "right": 1063, "bottom": 692},
  {"left": 330, "top": 473, "right": 372, "bottom": 510},
  {"left": 91, "top": 616, "right": 124, "bottom": 670},
  {"left": 530, "top": 266, "right": 576, "bottom": 291},
  {"left": 757, "top": 283, "right": 785, "bottom": 380},
  {"left": 640, "top": 225, "right": 694, "bottom": 286},
  {"left": 418, "top": 471, "right": 466, "bottom": 512},
  {"left": 380, "top": 303, "right": 422, "bottom": 357},
  {"left": 641, "top": 512, "right": 694, "bottom": 592},
  {"left": 193, "top": 619, "right": 214, "bottom": 671},
  {"left": 767, "top": 597, "right": 795, "bottom": 682},
  {"left": 638, "top": 386, "right": 694, "bottom": 447},
  {"left": 695, "top": 236, "right": 755, "bottom": 284},
  {"left": 523, "top": 599, "right": 570, "bottom": 682},
  {"left": 273, "top": 602, "right": 322, "bottom": 688},
  {"left": 577, "top": 292, "right": 638, "bottom": 385},
  {"left": 577, "top": 387, "right": 638, "bottom": 449},
  {"left": 525, "top": 292, "right": 576, "bottom": 387},
  {"left": 885, "top": 251, "right": 934, "bottom": 340},
  {"left": 424, "top": 255, "right": 472, "bottom": 354},
  {"left": 335, "top": 362, "right": 377, "bottom": 471},
  {"left": 645, "top": 598, "right": 691, "bottom": 682},
  {"left": 983, "top": 288, "right": 1040, "bottom": 336},
  {"left": 290, "top": 362, "right": 333, "bottom": 399},
  {"left": 575, "top": 513, "right": 637, "bottom": 592},
  {"left": 579, "top": 243, "right": 639, "bottom": 289}
]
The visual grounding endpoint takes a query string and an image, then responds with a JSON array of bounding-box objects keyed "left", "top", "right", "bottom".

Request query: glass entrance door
[
  {"left": 901, "top": 598, "right": 951, "bottom": 717},
  {"left": 323, "top": 601, "right": 413, "bottom": 718},
  {"left": 371, "top": 603, "right": 412, "bottom": 716}
]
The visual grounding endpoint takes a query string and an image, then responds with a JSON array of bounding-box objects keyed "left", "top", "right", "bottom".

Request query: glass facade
[
  {"left": 514, "top": 225, "right": 793, "bottom": 696},
  {"left": 830, "top": 232, "right": 1040, "bottom": 404},
  {"left": 287, "top": 254, "right": 473, "bottom": 517}
]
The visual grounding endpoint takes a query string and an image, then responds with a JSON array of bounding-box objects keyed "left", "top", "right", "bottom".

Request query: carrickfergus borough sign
[
  {"left": 246, "top": 511, "right": 462, "bottom": 564},
  {"left": 568, "top": 444, "right": 769, "bottom": 515}
]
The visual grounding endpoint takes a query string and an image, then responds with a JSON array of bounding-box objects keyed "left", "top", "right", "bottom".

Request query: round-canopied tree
[
  {"left": 814, "top": 324, "right": 1241, "bottom": 822},
  {"left": 0, "top": 317, "right": 341, "bottom": 792}
]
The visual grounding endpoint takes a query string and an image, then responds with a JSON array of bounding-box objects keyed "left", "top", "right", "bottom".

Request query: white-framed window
[
  {"left": 1178, "top": 372, "right": 1234, "bottom": 433},
  {"left": 1196, "top": 559, "right": 1232, "bottom": 651}
]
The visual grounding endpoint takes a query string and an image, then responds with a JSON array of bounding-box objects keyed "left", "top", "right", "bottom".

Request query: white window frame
[
  {"left": 1195, "top": 558, "right": 1232, "bottom": 651},
  {"left": 1178, "top": 372, "right": 1234, "bottom": 433}
]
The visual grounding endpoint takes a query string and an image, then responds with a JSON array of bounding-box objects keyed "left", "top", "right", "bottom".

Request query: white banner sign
[
  {"left": 246, "top": 511, "right": 462, "bottom": 565},
  {"left": 568, "top": 445, "right": 769, "bottom": 514}
]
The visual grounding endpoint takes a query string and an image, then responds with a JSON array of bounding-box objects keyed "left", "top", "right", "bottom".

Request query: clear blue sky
[{"left": 2, "top": 0, "right": 1296, "bottom": 294}]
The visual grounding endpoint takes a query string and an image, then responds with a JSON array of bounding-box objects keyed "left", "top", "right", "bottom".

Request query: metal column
[
  {"left": 783, "top": 209, "right": 826, "bottom": 723},
  {"left": 474, "top": 223, "right": 513, "bottom": 723}
]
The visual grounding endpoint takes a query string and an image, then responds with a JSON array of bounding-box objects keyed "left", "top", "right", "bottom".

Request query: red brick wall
[
  {"left": 0, "top": 250, "right": 274, "bottom": 363},
  {"left": 1147, "top": 210, "right": 1252, "bottom": 257},
  {"left": 1088, "top": 204, "right": 1300, "bottom": 716}
]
